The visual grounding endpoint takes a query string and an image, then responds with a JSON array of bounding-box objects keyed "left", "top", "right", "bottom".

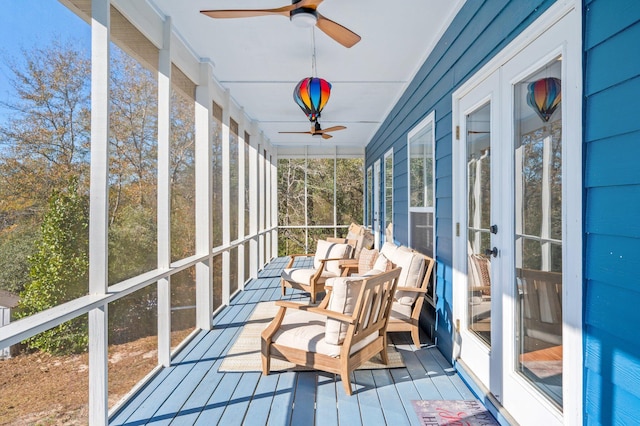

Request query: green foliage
[
  {"left": 16, "top": 177, "right": 89, "bottom": 355},
  {"left": 0, "top": 222, "right": 39, "bottom": 294}
]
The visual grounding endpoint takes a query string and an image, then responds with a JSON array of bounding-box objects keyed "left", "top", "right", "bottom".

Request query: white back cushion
[
  {"left": 314, "top": 240, "right": 351, "bottom": 275},
  {"left": 324, "top": 277, "right": 363, "bottom": 345},
  {"left": 392, "top": 247, "right": 426, "bottom": 305}
]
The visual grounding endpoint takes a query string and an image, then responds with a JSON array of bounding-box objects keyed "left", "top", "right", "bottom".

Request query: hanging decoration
[
  {"left": 526, "top": 77, "right": 561, "bottom": 122},
  {"left": 292, "top": 28, "right": 332, "bottom": 122},
  {"left": 293, "top": 77, "right": 332, "bottom": 122}
]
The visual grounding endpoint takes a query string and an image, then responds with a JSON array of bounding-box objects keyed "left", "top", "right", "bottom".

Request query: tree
[
  {"left": 16, "top": 178, "right": 89, "bottom": 354},
  {"left": 0, "top": 40, "right": 90, "bottom": 224},
  {"left": 0, "top": 39, "right": 90, "bottom": 296}
]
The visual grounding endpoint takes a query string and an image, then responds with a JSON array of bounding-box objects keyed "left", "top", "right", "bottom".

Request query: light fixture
[{"left": 290, "top": 8, "right": 318, "bottom": 27}]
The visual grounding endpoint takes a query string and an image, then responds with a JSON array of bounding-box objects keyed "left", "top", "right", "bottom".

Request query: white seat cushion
[
  {"left": 281, "top": 268, "right": 337, "bottom": 284},
  {"left": 324, "top": 276, "right": 364, "bottom": 344},
  {"left": 272, "top": 310, "right": 378, "bottom": 358},
  {"left": 390, "top": 301, "right": 412, "bottom": 322}
]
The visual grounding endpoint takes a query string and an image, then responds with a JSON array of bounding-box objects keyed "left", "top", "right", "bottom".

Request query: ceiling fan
[
  {"left": 200, "top": 0, "right": 361, "bottom": 48},
  {"left": 279, "top": 122, "right": 346, "bottom": 139}
]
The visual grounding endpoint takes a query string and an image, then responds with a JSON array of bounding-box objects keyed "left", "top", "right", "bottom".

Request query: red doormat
[{"left": 411, "top": 400, "right": 499, "bottom": 426}]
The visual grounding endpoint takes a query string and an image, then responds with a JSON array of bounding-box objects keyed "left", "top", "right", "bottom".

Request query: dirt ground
[{"left": 0, "top": 330, "right": 193, "bottom": 425}]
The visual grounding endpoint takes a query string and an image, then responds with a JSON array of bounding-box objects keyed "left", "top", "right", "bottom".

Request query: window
[
  {"left": 384, "top": 150, "right": 394, "bottom": 241},
  {"left": 408, "top": 112, "right": 436, "bottom": 305},
  {"left": 408, "top": 112, "right": 436, "bottom": 257}
]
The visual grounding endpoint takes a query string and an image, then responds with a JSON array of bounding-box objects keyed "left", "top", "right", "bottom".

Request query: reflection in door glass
[
  {"left": 514, "top": 57, "right": 563, "bottom": 408},
  {"left": 466, "top": 102, "right": 492, "bottom": 347}
]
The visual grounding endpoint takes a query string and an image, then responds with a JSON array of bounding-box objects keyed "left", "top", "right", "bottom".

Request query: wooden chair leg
[
  {"left": 340, "top": 369, "right": 353, "bottom": 396},
  {"left": 411, "top": 326, "right": 421, "bottom": 348},
  {"left": 261, "top": 339, "right": 271, "bottom": 375},
  {"left": 380, "top": 335, "right": 390, "bottom": 365}
]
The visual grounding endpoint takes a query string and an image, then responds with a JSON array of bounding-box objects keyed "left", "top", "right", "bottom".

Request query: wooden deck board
[
  {"left": 315, "top": 373, "right": 339, "bottom": 426},
  {"left": 108, "top": 256, "right": 491, "bottom": 426}
]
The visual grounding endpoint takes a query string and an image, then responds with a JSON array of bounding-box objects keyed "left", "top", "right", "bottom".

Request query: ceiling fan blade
[
  {"left": 315, "top": 13, "right": 361, "bottom": 48},
  {"left": 201, "top": 5, "right": 293, "bottom": 19},
  {"left": 320, "top": 125, "right": 347, "bottom": 133},
  {"left": 296, "top": 0, "right": 324, "bottom": 10},
  {"left": 321, "top": 133, "right": 333, "bottom": 139},
  {"left": 279, "top": 131, "right": 312, "bottom": 135}
]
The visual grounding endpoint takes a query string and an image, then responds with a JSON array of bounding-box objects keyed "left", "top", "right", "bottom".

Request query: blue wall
[
  {"left": 584, "top": 0, "right": 640, "bottom": 424},
  {"left": 365, "top": 0, "right": 555, "bottom": 360}
]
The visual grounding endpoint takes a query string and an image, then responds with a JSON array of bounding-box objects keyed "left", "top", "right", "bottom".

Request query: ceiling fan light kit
[{"left": 290, "top": 8, "right": 318, "bottom": 27}]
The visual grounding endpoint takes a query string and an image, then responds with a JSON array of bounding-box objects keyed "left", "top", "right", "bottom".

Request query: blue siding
[
  {"left": 585, "top": 0, "right": 640, "bottom": 424},
  {"left": 362, "top": 0, "right": 640, "bottom": 422},
  {"left": 364, "top": 0, "right": 555, "bottom": 361}
]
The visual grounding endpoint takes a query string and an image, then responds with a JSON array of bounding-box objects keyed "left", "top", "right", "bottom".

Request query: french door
[
  {"left": 453, "top": 6, "right": 582, "bottom": 425},
  {"left": 455, "top": 71, "right": 502, "bottom": 398}
]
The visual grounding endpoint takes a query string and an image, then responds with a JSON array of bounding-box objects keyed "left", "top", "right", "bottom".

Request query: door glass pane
[
  {"left": 466, "top": 102, "right": 492, "bottom": 347},
  {"left": 514, "top": 57, "right": 563, "bottom": 408}
]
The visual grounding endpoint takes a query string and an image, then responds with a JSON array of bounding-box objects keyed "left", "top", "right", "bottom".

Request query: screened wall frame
[
  {"left": 0, "top": 1, "right": 279, "bottom": 424},
  {"left": 407, "top": 111, "right": 437, "bottom": 306},
  {"left": 276, "top": 146, "right": 365, "bottom": 255}
]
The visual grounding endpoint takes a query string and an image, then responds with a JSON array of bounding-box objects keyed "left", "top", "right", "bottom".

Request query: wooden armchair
[
  {"left": 262, "top": 268, "right": 401, "bottom": 395},
  {"left": 281, "top": 239, "right": 353, "bottom": 303},
  {"left": 340, "top": 243, "right": 436, "bottom": 348}
]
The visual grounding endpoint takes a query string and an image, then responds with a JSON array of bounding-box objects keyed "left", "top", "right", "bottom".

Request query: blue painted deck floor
[{"left": 109, "top": 257, "right": 484, "bottom": 426}]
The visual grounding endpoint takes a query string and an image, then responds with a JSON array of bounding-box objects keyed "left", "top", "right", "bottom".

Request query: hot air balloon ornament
[
  {"left": 526, "top": 77, "right": 561, "bottom": 122},
  {"left": 293, "top": 77, "right": 332, "bottom": 122}
]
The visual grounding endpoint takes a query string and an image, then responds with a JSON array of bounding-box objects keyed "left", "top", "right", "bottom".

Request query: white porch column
[
  {"left": 157, "top": 16, "right": 172, "bottom": 367},
  {"left": 258, "top": 142, "right": 265, "bottom": 267},
  {"left": 270, "top": 150, "right": 278, "bottom": 259},
  {"left": 237, "top": 112, "right": 246, "bottom": 290},
  {"left": 89, "top": 0, "right": 110, "bottom": 424},
  {"left": 194, "top": 62, "right": 214, "bottom": 330}
]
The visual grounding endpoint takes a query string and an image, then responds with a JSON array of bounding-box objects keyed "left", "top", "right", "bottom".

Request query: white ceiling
[{"left": 148, "top": 0, "right": 464, "bottom": 148}]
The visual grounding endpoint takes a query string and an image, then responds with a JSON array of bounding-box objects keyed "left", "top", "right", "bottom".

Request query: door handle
[{"left": 484, "top": 247, "right": 498, "bottom": 258}]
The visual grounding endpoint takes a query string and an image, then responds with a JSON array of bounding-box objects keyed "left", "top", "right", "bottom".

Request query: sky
[{"left": 0, "top": 0, "right": 90, "bottom": 111}]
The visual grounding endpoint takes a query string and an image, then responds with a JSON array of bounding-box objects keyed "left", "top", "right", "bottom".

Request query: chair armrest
[
  {"left": 314, "top": 257, "right": 349, "bottom": 275},
  {"left": 397, "top": 286, "right": 427, "bottom": 294},
  {"left": 274, "top": 300, "right": 355, "bottom": 324},
  {"left": 339, "top": 259, "right": 359, "bottom": 276}
]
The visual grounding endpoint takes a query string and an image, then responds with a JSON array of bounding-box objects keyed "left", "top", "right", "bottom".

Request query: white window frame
[
  {"left": 407, "top": 111, "right": 437, "bottom": 306},
  {"left": 407, "top": 111, "right": 436, "bottom": 252},
  {"left": 383, "top": 149, "right": 394, "bottom": 242}
]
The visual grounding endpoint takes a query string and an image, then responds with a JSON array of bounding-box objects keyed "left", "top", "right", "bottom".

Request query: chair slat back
[{"left": 347, "top": 268, "right": 401, "bottom": 347}]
